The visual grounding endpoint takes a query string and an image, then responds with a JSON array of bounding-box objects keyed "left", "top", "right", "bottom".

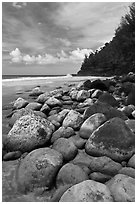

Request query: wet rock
[
  {"left": 98, "top": 92, "right": 119, "bottom": 107},
  {"left": 106, "top": 174, "right": 135, "bottom": 202},
  {"left": 46, "top": 97, "right": 62, "bottom": 107},
  {"left": 13, "top": 97, "right": 28, "bottom": 109},
  {"left": 76, "top": 90, "right": 90, "bottom": 101},
  {"left": 118, "top": 167, "right": 135, "bottom": 178},
  {"left": 26, "top": 102, "right": 42, "bottom": 111},
  {"left": 85, "top": 117, "right": 135, "bottom": 162},
  {"left": 60, "top": 180, "right": 113, "bottom": 202},
  {"left": 80, "top": 113, "right": 106, "bottom": 139},
  {"left": 63, "top": 110, "right": 83, "bottom": 130},
  {"left": 89, "top": 172, "right": 112, "bottom": 183},
  {"left": 16, "top": 148, "right": 63, "bottom": 192},
  {"left": 56, "top": 163, "right": 88, "bottom": 188},
  {"left": 127, "top": 154, "right": 135, "bottom": 168},
  {"left": 3, "top": 151, "right": 22, "bottom": 161},
  {"left": 89, "top": 156, "right": 122, "bottom": 176},
  {"left": 51, "top": 126, "right": 75, "bottom": 143},
  {"left": 5, "top": 114, "right": 55, "bottom": 152},
  {"left": 52, "top": 138, "right": 78, "bottom": 161},
  {"left": 29, "top": 87, "right": 43, "bottom": 97}
]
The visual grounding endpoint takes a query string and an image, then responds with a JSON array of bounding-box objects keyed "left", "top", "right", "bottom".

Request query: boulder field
[{"left": 2, "top": 73, "right": 135, "bottom": 202}]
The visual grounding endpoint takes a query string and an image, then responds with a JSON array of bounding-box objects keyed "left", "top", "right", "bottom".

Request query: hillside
[{"left": 77, "top": 3, "right": 135, "bottom": 76}]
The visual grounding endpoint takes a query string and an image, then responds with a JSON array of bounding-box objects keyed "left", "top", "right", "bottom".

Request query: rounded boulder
[{"left": 16, "top": 148, "right": 63, "bottom": 192}]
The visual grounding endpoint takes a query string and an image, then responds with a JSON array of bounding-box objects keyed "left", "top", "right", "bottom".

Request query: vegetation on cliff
[{"left": 77, "top": 3, "right": 135, "bottom": 76}]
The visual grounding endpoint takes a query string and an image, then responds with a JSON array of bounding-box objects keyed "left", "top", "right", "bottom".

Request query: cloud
[
  {"left": 12, "top": 2, "right": 27, "bottom": 9},
  {"left": 57, "top": 38, "right": 71, "bottom": 47},
  {"left": 9, "top": 48, "right": 93, "bottom": 65}
]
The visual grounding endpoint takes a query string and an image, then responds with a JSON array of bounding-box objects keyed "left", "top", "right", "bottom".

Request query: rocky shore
[{"left": 2, "top": 72, "right": 135, "bottom": 202}]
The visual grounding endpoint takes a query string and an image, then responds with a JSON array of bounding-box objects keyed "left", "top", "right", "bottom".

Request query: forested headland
[{"left": 77, "top": 3, "right": 135, "bottom": 76}]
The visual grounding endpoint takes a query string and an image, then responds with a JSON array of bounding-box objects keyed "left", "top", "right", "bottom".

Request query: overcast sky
[{"left": 2, "top": 2, "right": 130, "bottom": 75}]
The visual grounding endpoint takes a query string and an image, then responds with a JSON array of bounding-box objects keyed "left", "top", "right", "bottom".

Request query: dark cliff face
[{"left": 77, "top": 3, "right": 135, "bottom": 76}]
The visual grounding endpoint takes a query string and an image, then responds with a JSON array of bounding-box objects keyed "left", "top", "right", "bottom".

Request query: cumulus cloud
[
  {"left": 9, "top": 48, "right": 93, "bottom": 65},
  {"left": 12, "top": 2, "right": 27, "bottom": 9}
]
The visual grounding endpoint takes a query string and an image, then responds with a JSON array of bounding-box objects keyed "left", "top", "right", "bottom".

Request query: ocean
[{"left": 2, "top": 74, "right": 106, "bottom": 87}]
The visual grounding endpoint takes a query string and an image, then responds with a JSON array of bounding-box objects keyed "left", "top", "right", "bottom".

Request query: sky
[{"left": 2, "top": 1, "right": 131, "bottom": 75}]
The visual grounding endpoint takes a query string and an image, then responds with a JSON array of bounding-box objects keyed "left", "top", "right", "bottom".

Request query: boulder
[
  {"left": 98, "top": 92, "right": 119, "bottom": 107},
  {"left": 29, "top": 87, "right": 43, "bottom": 97},
  {"left": 85, "top": 117, "right": 135, "bottom": 162},
  {"left": 132, "top": 110, "right": 135, "bottom": 118},
  {"left": 52, "top": 138, "right": 78, "bottom": 161},
  {"left": 89, "top": 79, "right": 108, "bottom": 91},
  {"left": 69, "top": 90, "right": 78, "bottom": 100},
  {"left": 125, "top": 119, "right": 135, "bottom": 133},
  {"left": 51, "top": 126, "right": 75, "bottom": 143},
  {"left": 60, "top": 180, "right": 113, "bottom": 202},
  {"left": 91, "top": 89, "right": 103, "bottom": 98},
  {"left": 126, "top": 87, "right": 135, "bottom": 105},
  {"left": 40, "top": 103, "right": 50, "bottom": 114},
  {"left": 127, "top": 154, "right": 135, "bottom": 168},
  {"left": 3, "top": 151, "right": 22, "bottom": 161},
  {"left": 79, "top": 113, "right": 106, "bottom": 139},
  {"left": 89, "top": 172, "right": 112, "bottom": 183},
  {"left": 76, "top": 90, "right": 90, "bottom": 101},
  {"left": 26, "top": 102, "right": 42, "bottom": 111},
  {"left": 120, "top": 105, "right": 134, "bottom": 117},
  {"left": 56, "top": 109, "right": 70, "bottom": 123},
  {"left": 62, "top": 95, "right": 71, "bottom": 101},
  {"left": 118, "top": 167, "right": 135, "bottom": 178},
  {"left": 69, "top": 134, "right": 86, "bottom": 149},
  {"left": 56, "top": 163, "right": 88, "bottom": 188},
  {"left": 9, "top": 108, "right": 34, "bottom": 127},
  {"left": 89, "top": 156, "right": 122, "bottom": 176},
  {"left": 34, "top": 110, "right": 47, "bottom": 119},
  {"left": 4, "top": 114, "right": 55, "bottom": 152},
  {"left": 36, "top": 92, "right": 50, "bottom": 103},
  {"left": 16, "top": 148, "right": 63, "bottom": 192},
  {"left": 106, "top": 174, "right": 135, "bottom": 202},
  {"left": 46, "top": 97, "right": 62, "bottom": 107},
  {"left": 63, "top": 110, "right": 83, "bottom": 130},
  {"left": 13, "top": 97, "right": 28, "bottom": 109}
]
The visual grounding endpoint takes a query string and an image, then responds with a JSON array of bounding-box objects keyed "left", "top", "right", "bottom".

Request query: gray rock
[
  {"left": 89, "top": 156, "right": 122, "bottom": 176},
  {"left": 62, "top": 95, "right": 71, "bottom": 101},
  {"left": 13, "top": 97, "right": 28, "bottom": 109},
  {"left": 106, "top": 174, "right": 135, "bottom": 202},
  {"left": 69, "top": 90, "right": 78, "bottom": 100},
  {"left": 91, "top": 89, "right": 103, "bottom": 98},
  {"left": 52, "top": 138, "right": 78, "bottom": 161},
  {"left": 125, "top": 119, "right": 135, "bottom": 133},
  {"left": 46, "top": 97, "right": 62, "bottom": 107},
  {"left": 80, "top": 113, "right": 106, "bottom": 139},
  {"left": 56, "top": 163, "right": 88, "bottom": 188},
  {"left": 118, "top": 167, "right": 135, "bottom": 178},
  {"left": 98, "top": 92, "right": 119, "bottom": 107},
  {"left": 60, "top": 180, "right": 113, "bottom": 202},
  {"left": 26, "top": 102, "right": 42, "bottom": 111},
  {"left": 40, "top": 103, "right": 50, "bottom": 114},
  {"left": 63, "top": 110, "right": 83, "bottom": 130},
  {"left": 76, "top": 90, "right": 90, "bottom": 101},
  {"left": 16, "top": 148, "right": 63, "bottom": 192},
  {"left": 36, "top": 92, "right": 50, "bottom": 103},
  {"left": 51, "top": 126, "right": 75, "bottom": 143},
  {"left": 3, "top": 151, "right": 22, "bottom": 161},
  {"left": 85, "top": 117, "right": 135, "bottom": 162},
  {"left": 9, "top": 108, "right": 34, "bottom": 127},
  {"left": 89, "top": 172, "right": 112, "bottom": 183},
  {"left": 69, "top": 133, "right": 86, "bottom": 149},
  {"left": 5, "top": 114, "right": 55, "bottom": 152},
  {"left": 132, "top": 110, "right": 135, "bottom": 118},
  {"left": 120, "top": 105, "right": 134, "bottom": 117},
  {"left": 127, "top": 154, "right": 135, "bottom": 168},
  {"left": 29, "top": 87, "right": 43, "bottom": 97}
]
